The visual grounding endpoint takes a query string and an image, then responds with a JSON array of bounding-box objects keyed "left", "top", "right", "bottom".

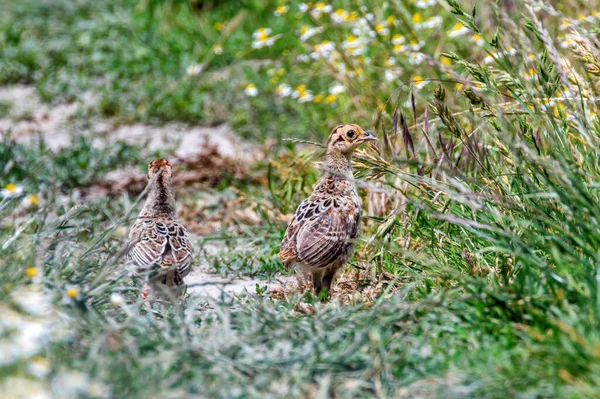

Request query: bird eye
[{"left": 346, "top": 130, "right": 356, "bottom": 139}]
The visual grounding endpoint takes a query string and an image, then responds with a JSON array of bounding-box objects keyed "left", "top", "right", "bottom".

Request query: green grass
[{"left": 2, "top": 0, "right": 600, "bottom": 397}]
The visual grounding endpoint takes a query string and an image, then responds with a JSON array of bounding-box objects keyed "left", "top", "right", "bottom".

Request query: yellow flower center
[
  {"left": 325, "top": 94, "right": 337, "bottom": 104},
  {"left": 412, "top": 13, "right": 423, "bottom": 24},
  {"left": 452, "top": 22, "right": 464, "bottom": 31},
  {"left": 66, "top": 288, "right": 78, "bottom": 298},
  {"left": 4, "top": 183, "right": 16, "bottom": 193},
  {"left": 27, "top": 194, "right": 39, "bottom": 206},
  {"left": 313, "top": 94, "right": 323, "bottom": 103},
  {"left": 26, "top": 267, "right": 37, "bottom": 278},
  {"left": 296, "top": 84, "right": 307, "bottom": 92},
  {"left": 214, "top": 22, "right": 224, "bottom": 32}
]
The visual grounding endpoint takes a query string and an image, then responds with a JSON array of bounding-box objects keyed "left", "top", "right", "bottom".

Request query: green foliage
[{"left": 1, "top": 135, "right": 142, "bottom": 190}]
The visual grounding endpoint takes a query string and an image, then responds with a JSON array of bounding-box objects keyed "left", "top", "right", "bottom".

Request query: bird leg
[
  {"left": 312, "top": 270, "right": 335, "bottom": 302},
  {"left": 312, "top": 270, "right": 323, "bottom": 297},
  {"left": 321, "top": 271, "right": 335, "bottom": 296}
]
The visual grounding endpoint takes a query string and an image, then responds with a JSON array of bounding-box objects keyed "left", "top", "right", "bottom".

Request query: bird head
[
  {"left": 326, "top": 124, "right": 377, "bottom": 155},
  {"left": 147, "top": 159, "right": 173, "bottom": 180}
]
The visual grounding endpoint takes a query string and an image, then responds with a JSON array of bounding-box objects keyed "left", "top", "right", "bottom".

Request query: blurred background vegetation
[{"left": 2, "top": 0, "right": 600, "bottom": 397}]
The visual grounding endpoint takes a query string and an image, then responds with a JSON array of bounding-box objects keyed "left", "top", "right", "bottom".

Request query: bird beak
[{"left": 361, "top": 131, "right": 378, "bottom": 142}]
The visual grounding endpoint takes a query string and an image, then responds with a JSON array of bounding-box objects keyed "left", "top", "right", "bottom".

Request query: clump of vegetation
[{"left": 2, "top": 0, "right": 600, "bottom": 397}]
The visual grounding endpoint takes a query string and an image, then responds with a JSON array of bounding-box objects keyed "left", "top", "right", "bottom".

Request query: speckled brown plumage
[
  {"left": 279, "top": 124, "right": 377, "bottom": 299},
  {"left": 127, "top": 159, "right": 193, "bottom": 299}
]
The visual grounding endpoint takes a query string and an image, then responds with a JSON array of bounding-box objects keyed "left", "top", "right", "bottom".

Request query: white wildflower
[
  {"left": 560, "top": 35, "right": 574, "bottom": 48},
  {"left": 410, "top": 40, "right": 425, "bottom": 51},
  {"left": 310, "top": 2, "right": 332, "bottom": 18},
  {"left": 274, "top": 5, "right": 288, "bottom": 16},
  {"left": 374, "top": 23, "right": 390, "bottom": 36},
  {"left": 186, "top": 64, "right": 203, "bottom": 76},
  {"left": 328, "top": 84, "right": 346, "bottom": 95},
  {"left": 252, "top": 27, "right": 278, "bottom": 49},
  {"left": 276, "top": 84, "right": 292, "bottom": 97},
  {"left": 22, "top": 193, "right": 40, "bottom": 208},
  {"left": 1, "top": 183, "right": 23, "bottom": 199},
  {"left": 385, "top": 70, "right": 397, "bottom": 81},
  {"left": 342, "top": 35, "right": 364, "bottom": 56},
  {"left": 424, "top": 16, "right": 442, "bottom": 29},
  {"left": 559, "top": 19, "right": 576, "bottom": 31},
  {"left": 330, "top": 9, "right": 349, "bottom": 24},
  {"left": 351, "top": 18, "right": 370, "bottom": 36},
  {"left": 299, "top": 25, "right": 324, "bottom": 42},
  {"left": 244, "top": 84, "right": 258, "bottom": 97},
  {"left": 415, "top": 0, "right": 437, "bottom": 8},
  {"left": 408, "top": 52, "right": 426, "bottom": 65},
  {"left": 471, "top": 34, "right": 485, "bottom": 46},
  {"left": 413, "top": 76, "right": 427, "bottom": 89},
  {"left": 392, "top": 34, "right": 406, "bottom": 45},
  {"left": 298, "top": 91, "right": 314, "bottom": 103},
  {"left": 109, "top": 293, "right": 125, "bottom": 306},
  {"left": 310, "top": 40, "right": 335, "bottom": 60},
  {"left": 448, "top": 23, "right": 469, "bottom": 38}
]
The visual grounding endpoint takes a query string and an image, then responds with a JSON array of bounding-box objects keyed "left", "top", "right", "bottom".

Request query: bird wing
[
  {"left": 279, "top": 198, "right": 311, "bottom": 266},
  {"left": 166, "top": 223, "right": 194, "bottom": 278},
  {"left": 280, "top": 194, "right": 360, "bottom": 269},
  {"left": 296, "top": 201, "right": 359, "bottom": 269},
  {"left": 128, "top": 219, "right": 193, "bottom": 279},
  {"left": 127, "top": 219, "right": 169, "bottom": 269}
]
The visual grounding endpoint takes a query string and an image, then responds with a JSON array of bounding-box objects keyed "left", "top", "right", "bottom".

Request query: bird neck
[
  {"left": 321, "top": 149, "right": 353, "bottom": 180},
  {"left": 140, "top": 174, "right": 176, "bottom": 218}
]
